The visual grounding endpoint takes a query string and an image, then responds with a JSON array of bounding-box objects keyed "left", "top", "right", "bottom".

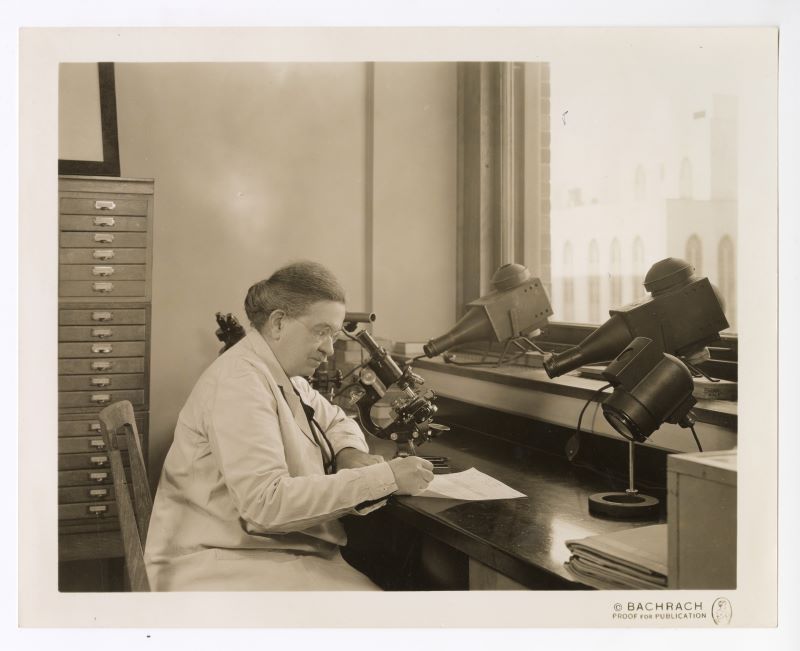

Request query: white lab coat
[{"left": 144, "top": 329, "right": 397, "bottom": 590}]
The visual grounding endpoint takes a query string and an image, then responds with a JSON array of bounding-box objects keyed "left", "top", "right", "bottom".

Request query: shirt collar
[
  {"left": 245, "top": 329, "right": 317, "bottom": 443},
  {"left": 245, "top": 328, "right": 294, "bottom": 388}
]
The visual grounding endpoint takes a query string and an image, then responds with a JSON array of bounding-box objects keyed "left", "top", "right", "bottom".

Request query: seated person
[{"left": 144, "top": 261, "right": 434, "bottom": 590}]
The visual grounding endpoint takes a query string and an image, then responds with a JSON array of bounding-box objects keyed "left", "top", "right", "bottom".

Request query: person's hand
[
  {"left": 387, "top": 456, "right": 434, "bottom": 495},
  {"left": 336, "top": 447, "right": 386, "bottom": 469}
]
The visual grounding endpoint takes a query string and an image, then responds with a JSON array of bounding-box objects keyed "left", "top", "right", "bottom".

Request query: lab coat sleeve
[
  {"left": 292, "top": 377, "right": 370, "bottom": 455},
  {"left": 206, "top": 362, "right": 397, "bottom": 534}
]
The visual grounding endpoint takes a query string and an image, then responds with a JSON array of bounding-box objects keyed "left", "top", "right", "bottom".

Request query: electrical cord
[{"left": 565, "top": 383, "right": 612, "bottom": 461}]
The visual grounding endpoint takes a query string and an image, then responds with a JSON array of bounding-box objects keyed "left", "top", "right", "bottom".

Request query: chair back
[{"left": 98, "top": 400, "right": 153, "bottom": 591}]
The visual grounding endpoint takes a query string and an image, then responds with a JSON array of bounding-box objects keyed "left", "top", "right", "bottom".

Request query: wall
[
  {"left": 108, "top": 62, "right": 456, "bottom": 482},
  {"left": 371, "top": 63, "right": 458, "bottom": 343}
]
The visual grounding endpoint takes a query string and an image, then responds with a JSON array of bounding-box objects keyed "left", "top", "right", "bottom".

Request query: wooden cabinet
[{"left": 58, "top": 176, "right": 154, "bottom": 563}]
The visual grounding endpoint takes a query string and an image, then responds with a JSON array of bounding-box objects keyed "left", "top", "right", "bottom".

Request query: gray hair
[{"left": 244, "top": 260, "right": 346, "bottom": 331}]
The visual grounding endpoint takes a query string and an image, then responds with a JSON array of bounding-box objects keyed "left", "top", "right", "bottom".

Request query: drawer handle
[
  {"left": 89, "top": 422, "right": 102, "bottom": 432},
  {"left": 91, "top": 311, "right": 113, "bottom": 322},
  {"left": 94, "top": 233, "right": 114, "bottom": 243},
  {"left": 93, "top": 250, "right": 115, "bottom": 260},
  {"left": 91, "top": 328, "right": 113, "bottom": 339},
  {"left": 94, "top": 216, "right": 116, "bottom": 227},
  {"left": 90, "top": 455, "right": 109, "bottom": 466},
  {"left": 89, "top": 471, "right": 108, "bottom": 482},
  {"left": 89, "top": 488, "right": 108, "bottom": 498},
  {"left": 95, "top": 200, "right": 116, "bottom": 211},
  {"left": 88, "top": 505, "right": 108, "bottom": 515},
  {"left": 92, "top": 266, "right": 114, "bottom": 277},
  {"left": 92, "top": 282, "right": 114, "bottom": 293},
  {"left": 90, "top": 394, "right": 112, "bottom": 405},
  {"left": 91, "top": 361, "right": 113, "bottom": 371},
  {"left": 89, "top": 439, "right": 106, "bottom": 449},
  {"left": 90, "top": 377, "right": 111, "bottom": 387},
  {"left": 91, "top": 344, "right": 113, "bottom": 354}
]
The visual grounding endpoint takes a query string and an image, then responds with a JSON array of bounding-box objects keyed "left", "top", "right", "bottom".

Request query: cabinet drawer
[
  {"left": 59, "top": 325, "right": 146, "bottom": 342},
  {"left": 59, "top": 265, "right": 146, "bottom": 281},
  {"left": 59, "top": 342, "right": 145, "bottom": 358},
  {"left": 59, "top": 308, "right": 146, "bottom": 326},
  {"left": 59, "top": 434, "right": 130, "bottom": 454},
  {"left": 59, "top": 501, "right": 118, "bottom": 521},
  {"left": 60, "top": 214, "right": 148, "bottom": 233},
  {"left": 58, "top": 389, "right": 145, "bottom": 410},
  {"left": 59, "top": 357, "right": 145, "bottom": 375},
  {"left": 60, "top": 232, "right": 147, "bottom": 248},
  {"left": 59, "top": 485, "right": 115, "bottom": 503},
  {"left": 59, "top": 452, "right": 114, "bottom": 471},
  {"left": 60, "top": 247, "right": 148, "bottom": 265},
  {"left": 59, "top": 415, "right": 147, "bottom": 438},
  {"left": 59, "top": 280, "right": 147, "bottom": 298},
  {"left": 60, "top": 196, "right": 149, "bottom": 216},
  {"left": 59, "top": 373, "right": 145, "bottom": 392},
  {"left": 59, "top": 468, "right": 115, "bottom": 486}
]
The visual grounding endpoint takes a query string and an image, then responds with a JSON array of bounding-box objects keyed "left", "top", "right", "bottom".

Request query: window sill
[{"left": 409, "top": 353, "right": 737, "bottom": 453}]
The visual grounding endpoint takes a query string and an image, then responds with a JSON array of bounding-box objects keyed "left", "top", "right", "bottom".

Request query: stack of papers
[
  {"left": 412, "top": 467, "right": 526, "bottom": 501},
  {"left": 565, "top": 524, "right": 668, "bottom": 589}
]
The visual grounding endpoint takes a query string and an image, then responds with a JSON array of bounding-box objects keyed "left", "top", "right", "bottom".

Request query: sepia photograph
[{"left": 15, "top": 14, "right": 793, "bottom": 640}]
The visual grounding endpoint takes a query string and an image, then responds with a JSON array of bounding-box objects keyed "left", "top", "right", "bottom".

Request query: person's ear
[{"left": 265, "top": 310, "right": 286, "bottom": 340}]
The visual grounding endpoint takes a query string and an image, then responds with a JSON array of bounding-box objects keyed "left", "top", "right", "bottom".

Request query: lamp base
[{"left": 588, "top": 491, "right": 660, "bottom": 519}]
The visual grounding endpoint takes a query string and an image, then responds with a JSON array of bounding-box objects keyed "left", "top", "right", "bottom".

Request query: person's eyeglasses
[{"left": 290, "top": 317, "right": 343, "bottom": 343}]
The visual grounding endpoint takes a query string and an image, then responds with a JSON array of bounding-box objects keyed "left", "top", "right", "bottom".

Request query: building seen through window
[{"left": 539, "top": 52, "right": 739, "bottom": 332}]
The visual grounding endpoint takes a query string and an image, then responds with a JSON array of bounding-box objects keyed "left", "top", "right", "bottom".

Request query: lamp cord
[{"left": 565, "top": 383, "right": 612, "bottom": 461}]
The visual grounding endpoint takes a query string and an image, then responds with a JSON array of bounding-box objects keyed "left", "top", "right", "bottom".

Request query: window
[
  {"left": 588, "top": 239, "right": 600, "bottom": 323},
  {"left": 679, "top": 157, "right": 693, "bottom": 199},
  {"left": 634, "top": 165, "right": 646, "bottom": 201},
  {"left": 526, "top": 53, "right": 741, "bottom": 330},
  {"left": 718, "top": 236, "right": 736, "bottom": 330},
  {"left": 632, "top": 236, "right": 645, "bottom": 301},
  {"left": 609, "top": 238, "right": 622, "bottom": 308},
  {"left": 685, "top": 234, "right": 703, "bottom": 276},
  {"left": 561, "top": 241, "right": 575, "bottom": 321},
  {"left": 458, "top": 55, "right": 740, "bottom": 337}
]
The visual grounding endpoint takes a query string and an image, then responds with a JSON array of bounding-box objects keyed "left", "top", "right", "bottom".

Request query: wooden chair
[{"left": 98, "top": 400, "right": 153, "bottom": 591}]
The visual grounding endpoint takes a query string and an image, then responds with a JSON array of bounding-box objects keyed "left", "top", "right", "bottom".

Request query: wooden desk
[{"left": 344, "top": 418, "right": 665, "bottom": 590}]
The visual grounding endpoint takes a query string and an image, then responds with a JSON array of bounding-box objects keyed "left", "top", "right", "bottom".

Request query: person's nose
[{"left": 319, "top": 336, "right": 335, "bottom": 357}]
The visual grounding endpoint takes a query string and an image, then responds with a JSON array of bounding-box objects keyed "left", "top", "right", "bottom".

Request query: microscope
[{"left": 330, "top": 313, "right": 449, "bottom": 460}]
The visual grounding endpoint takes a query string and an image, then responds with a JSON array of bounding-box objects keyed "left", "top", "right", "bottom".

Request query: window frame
[{"left": 455, "top": 61, "right": 738, "bottom": 377}]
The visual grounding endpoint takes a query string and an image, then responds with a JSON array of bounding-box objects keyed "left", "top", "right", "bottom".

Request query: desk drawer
[
  {"left": 59, "top": 485, "right": 116, "bottom": 503},
  {"left": 59, "top": 373, "right": 145, "bottom": 392},
  {"left": 59, "top": 265, "right": 146, "bottom": 282},
  {"left": 60, "top": 196, "right": 149, "bottom": 217},
  {"left": 59, "top": 308, "right": 146, "bottom": 326},
  {"left": 59, "top": 325, "right": 146, "bottom": 342},
  {"left": 59, "top": 389, "right": 144, "bottom": 410},
  {"left": 59, "top": 342, "right": 145, "bottom": 358},
  {"left": 59, "top": 357, "right": 145, "bottom": 375},
  {"left": 59, "top": 501, "right": 119, "bottom": 521},
  {"left": 60, "top": 280, "right": 146, "bottom": 298},
  {"left": 60, "top": 232, "right": 147, "bottom": 248},
  {"left": 60, "top": 214, "right": 148, "bottom": 233},
  {"left": 60, "top": 248, "right": 148, "bottom": 265},
  {"left": 59, "top": 415, "right": 147, "bottom": 438}
]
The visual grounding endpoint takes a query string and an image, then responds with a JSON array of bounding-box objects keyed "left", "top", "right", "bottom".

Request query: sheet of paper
[{"left": 412, "top": 467, "right": 526, "bottom": 500}]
